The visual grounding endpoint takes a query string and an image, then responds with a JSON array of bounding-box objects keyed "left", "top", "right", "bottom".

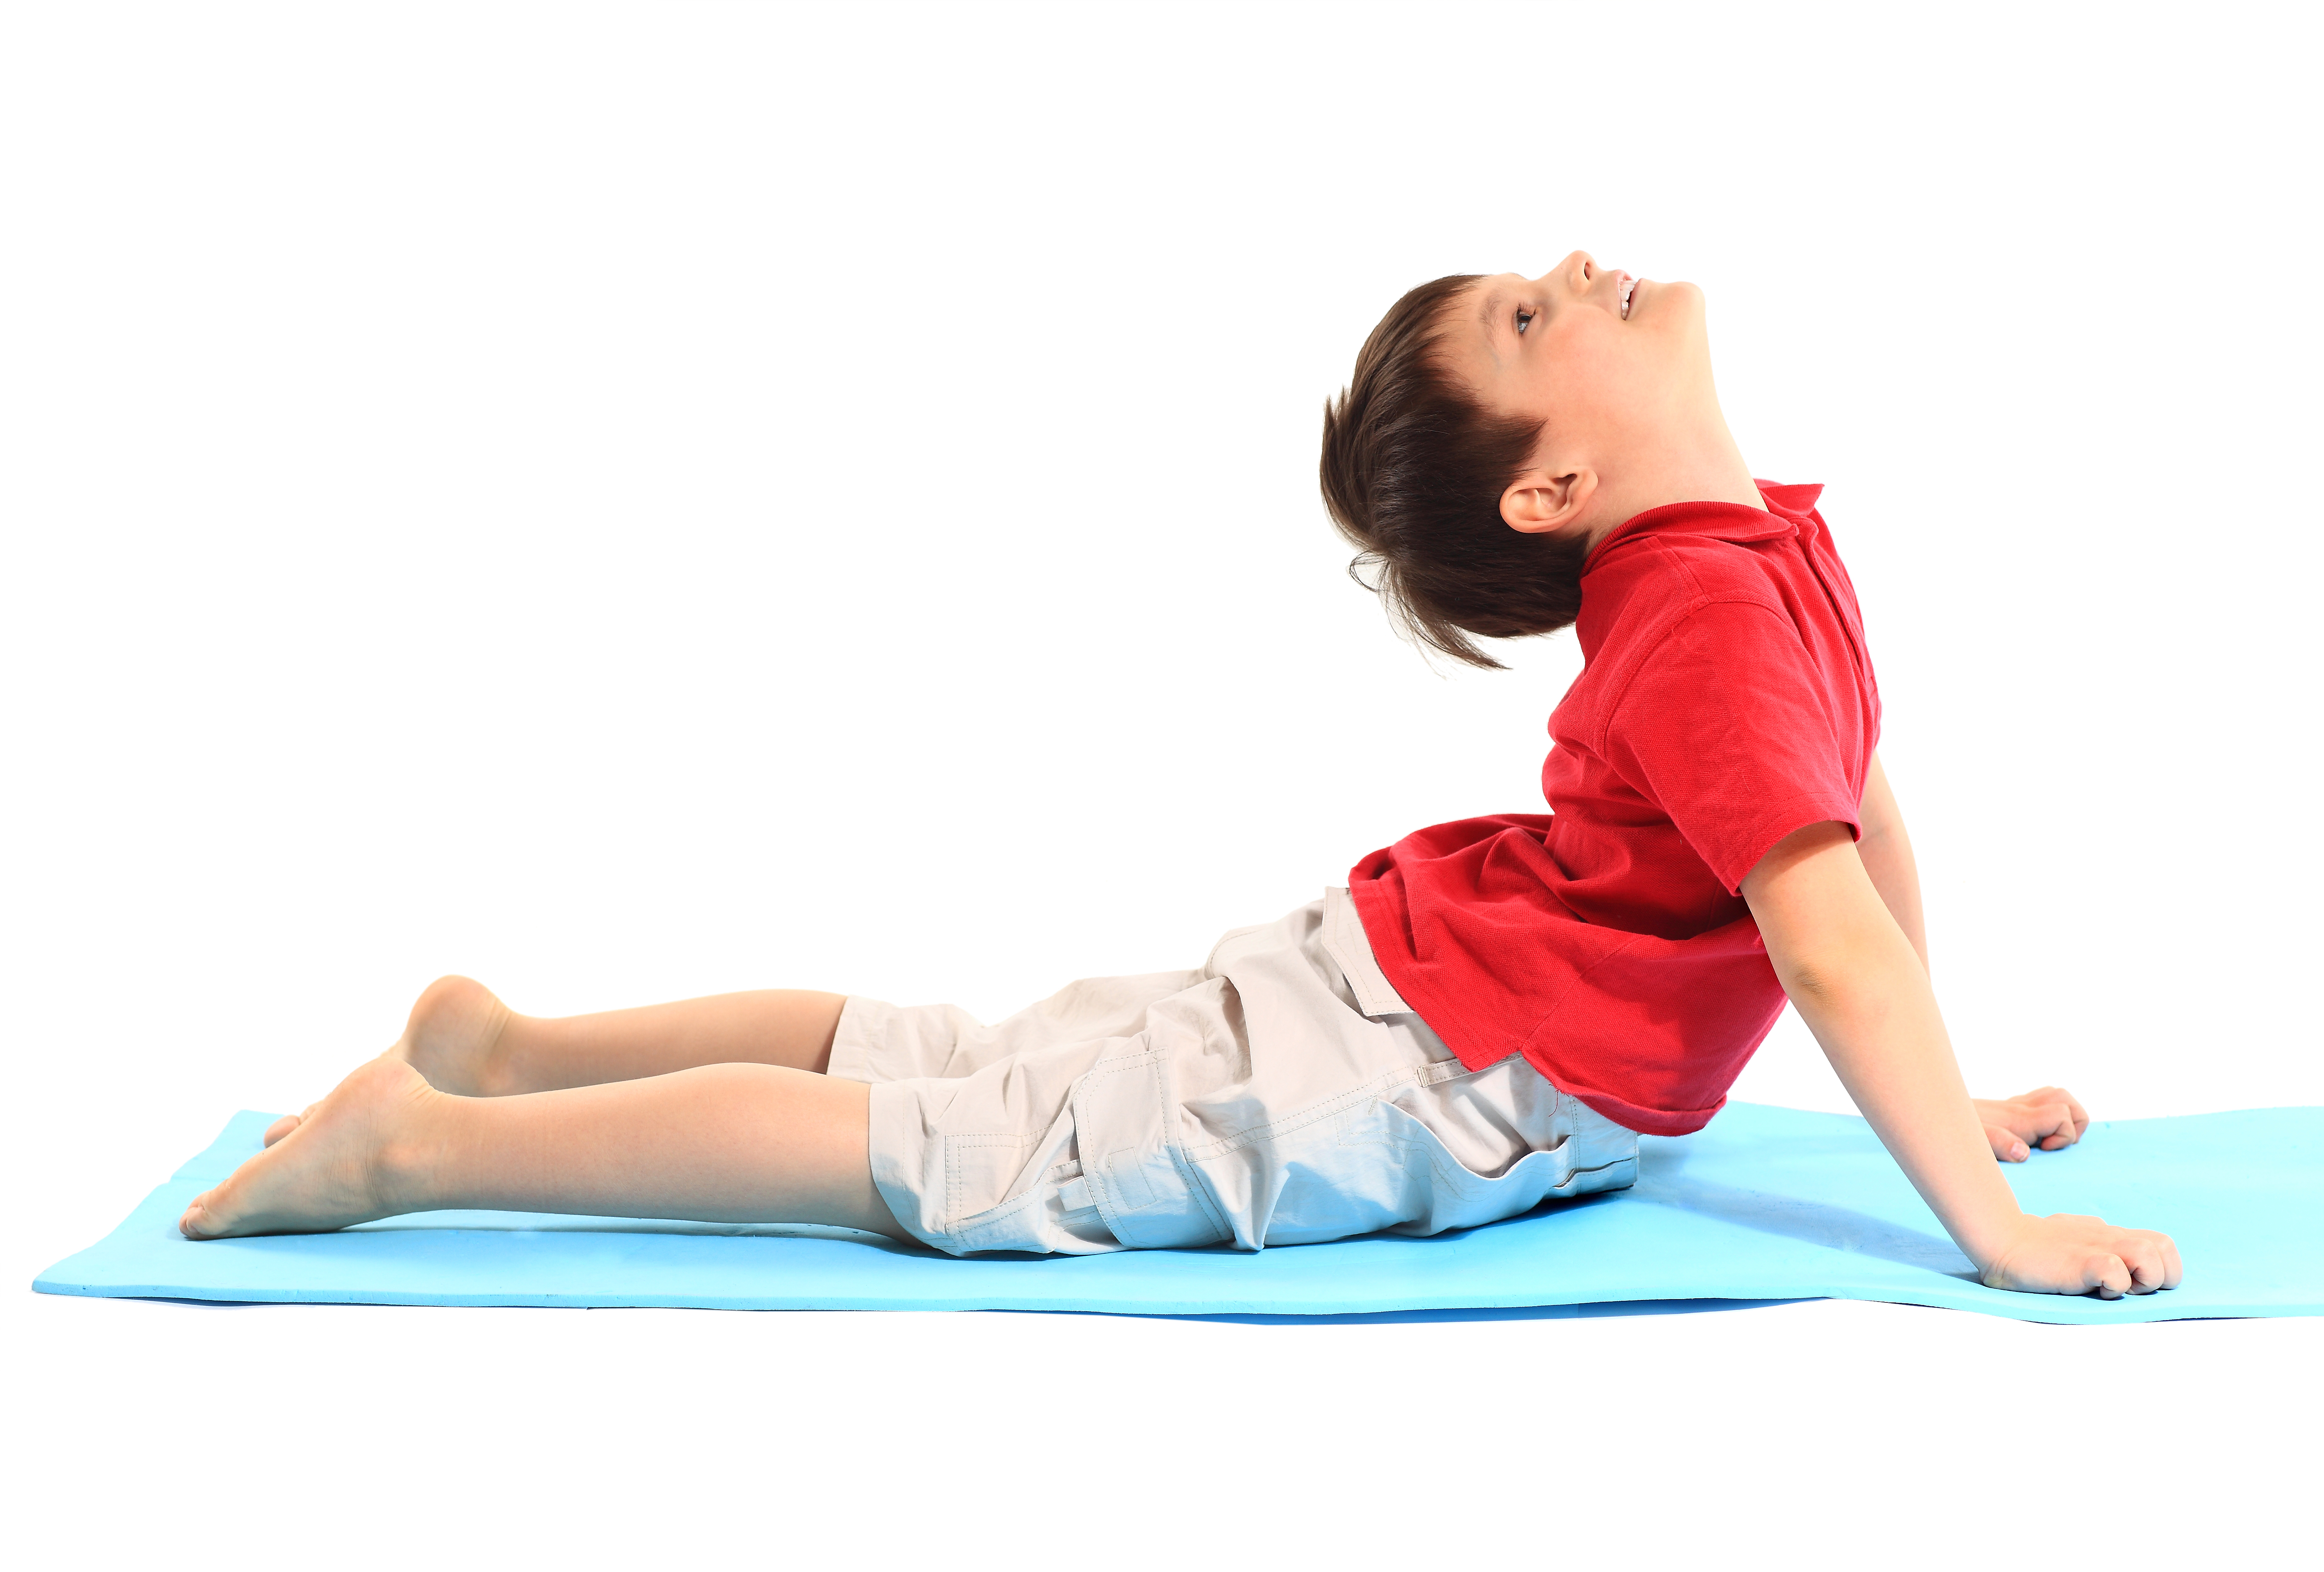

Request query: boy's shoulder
[
  {"left": 1581, "top": 486, "right": 1832, "bottom": 635},
  {"left": 1578, "top": 527, "right": 1796, "bottom": 653},
  {"left": 1592, "top": 530, "right": 1793, "bottom": 606},
  {"left": 1566, "top": 498, "right": 1835, "bottom": 738}
]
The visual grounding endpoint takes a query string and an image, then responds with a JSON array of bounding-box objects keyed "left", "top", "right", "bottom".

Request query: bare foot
[
  {"left": 264, "top": 976, "right": 515, "bottom": 1148},
  {"left": 182, "top": 1056, "right": 442, "bottom": 1239}
]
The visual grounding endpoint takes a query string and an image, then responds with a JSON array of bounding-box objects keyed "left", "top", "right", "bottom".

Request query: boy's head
[{"left": 1321, "top": 252, "right": 1719, "bottom": 668}]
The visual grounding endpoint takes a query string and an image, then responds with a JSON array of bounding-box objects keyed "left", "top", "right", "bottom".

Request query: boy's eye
[{"left": 1515, "top": 309, "right": 1535, "bottom": 335}]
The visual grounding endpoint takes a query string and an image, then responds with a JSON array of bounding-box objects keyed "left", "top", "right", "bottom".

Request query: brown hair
[{"left": 1319, "top": 274, "right": 1588, "bottom": 670}]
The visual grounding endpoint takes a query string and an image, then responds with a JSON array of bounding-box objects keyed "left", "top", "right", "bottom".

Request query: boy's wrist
[{"left": 1955, "top": 1204, "right": 2033, "bottom": 1276}]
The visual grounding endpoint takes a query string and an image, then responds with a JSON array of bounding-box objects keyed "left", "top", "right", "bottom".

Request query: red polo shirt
[{"left": 1348, "top": 482, "right": 1880, "bottom": 1137}]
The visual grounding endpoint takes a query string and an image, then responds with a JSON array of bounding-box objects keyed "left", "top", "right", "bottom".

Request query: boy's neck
[{"left": 1583, "top": 407, "right": 1763, "bottom": 551}]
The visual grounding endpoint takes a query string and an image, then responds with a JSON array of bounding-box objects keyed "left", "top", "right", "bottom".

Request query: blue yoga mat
[{"left": 34, "top": 1103, "right": 2322, "bottom": 1324}]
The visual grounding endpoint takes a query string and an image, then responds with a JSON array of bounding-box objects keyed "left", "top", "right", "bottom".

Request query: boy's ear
[{"left": 1501, "top": 468, "right": 1597, "bottom": 537}]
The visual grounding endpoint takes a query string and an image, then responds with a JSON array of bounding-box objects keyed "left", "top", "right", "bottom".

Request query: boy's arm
[
  {"left": 1855, "top": 754, "right": 1927, "bottom": 971},
  {"left": 1856, "top": 754, "right": 2089, "bottom": 1162},
  {"left": 1740, "top": 820, "right": 2181, "bottom": 1297}
]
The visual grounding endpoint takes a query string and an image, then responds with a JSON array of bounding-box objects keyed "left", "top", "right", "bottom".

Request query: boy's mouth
[{"left": 1619, "top": 275, "right": 1638, "bottom": 320}]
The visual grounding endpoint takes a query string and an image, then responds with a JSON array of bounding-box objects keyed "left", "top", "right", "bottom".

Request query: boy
[{"left": 183, "top": 253, "right": 2179, "bottom": 1300}]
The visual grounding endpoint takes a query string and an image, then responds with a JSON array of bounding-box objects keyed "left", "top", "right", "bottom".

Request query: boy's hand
[
  {"left": 1742, "top": 825, "right": 2185, "bottom": 1300},
  {"left": 1981, "top": 1212, "right": 2182, "bottom": 1298},
  {"left": 1972, "top": 1085, "right": 2088, "bottom": 1161}
]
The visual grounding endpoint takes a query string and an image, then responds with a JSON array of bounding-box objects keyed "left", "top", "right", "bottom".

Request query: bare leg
[
  {"left": 265, "top": 977, "right": 850, "bottom": 1146},
  {"left": 187, "top": 1054, "right": 907, "bottom": 1242},
  {"left": 407, "top": 975, "right": 848, "bottom": 1091}
]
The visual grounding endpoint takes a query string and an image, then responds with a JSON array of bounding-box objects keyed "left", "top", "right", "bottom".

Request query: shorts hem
[{"left": 825, "top": 995, "right": 890, "bottom": 1086}]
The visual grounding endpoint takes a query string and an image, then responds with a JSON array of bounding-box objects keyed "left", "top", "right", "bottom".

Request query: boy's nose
[{"left": 1543, "top": 252, "right": 1597, "bottom": 292}]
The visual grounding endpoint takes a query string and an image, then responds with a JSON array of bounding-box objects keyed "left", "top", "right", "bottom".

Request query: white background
[{"left": 5, "top": 3, "right": 2318, "bottom": 1565}]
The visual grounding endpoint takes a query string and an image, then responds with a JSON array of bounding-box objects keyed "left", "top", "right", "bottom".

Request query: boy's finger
[
  {"left": 2019, "top": 1087, "right": 2089, "bottom": 1140},
  {"left": 2148, "top": 1231, "right": 2184, "bottom": 1289},
  {"left": 2084, "top": 1252, "right": 2130, "bottom": 1299},
  {"left": 2125, "top": 1237, "right": 2172, "bottom": 1293},
  {"left": 1985, "top": 1124, "right": 2029, "bottom": 1162},
  {"left": 2034, "top": 1098, "right": 2081, "bottom": 1147}
]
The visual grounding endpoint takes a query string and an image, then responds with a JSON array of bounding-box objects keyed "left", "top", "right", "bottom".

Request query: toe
[
  {"left": 264, "top": 1100, "right": 324, "bottom": 1147},
  {"left": 180, "top": 1192, "right": 218, "bottom": 1239},
  {"left": 183, "top": 1168, "right": 261, "bottom": 1237}
]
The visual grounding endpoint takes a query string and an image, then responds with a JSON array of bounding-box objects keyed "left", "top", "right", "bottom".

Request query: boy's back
[{"left": 1352, "top": 482, "right": 1877, "bottom": 1135}]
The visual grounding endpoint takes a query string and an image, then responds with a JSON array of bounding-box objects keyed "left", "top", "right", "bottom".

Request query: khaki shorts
[{"left": 830, "top": 889, "right": 1639, "bottom": 1256}]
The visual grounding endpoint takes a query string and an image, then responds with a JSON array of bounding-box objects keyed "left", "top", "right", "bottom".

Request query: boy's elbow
[
  {"left": 1774, "top": 952, "right": 1862, "bottom": 1014},
  {"left": 1770, "top": 933, "right": 1921, "bottom": 1024}
]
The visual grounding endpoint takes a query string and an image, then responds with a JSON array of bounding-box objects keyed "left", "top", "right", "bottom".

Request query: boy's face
[{"left": 1448, "top": 252, "right": 1722, "bottom": 527}]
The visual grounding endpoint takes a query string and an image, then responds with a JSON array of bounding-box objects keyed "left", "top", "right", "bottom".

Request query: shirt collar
[{"left": 1585, "top": 480, "right": 1824, "bottom": 568}]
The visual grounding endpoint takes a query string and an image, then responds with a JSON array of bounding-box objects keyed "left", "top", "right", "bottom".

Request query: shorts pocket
[
  {"left": 941, "top": 1132, "right": 1049, "bottom": 1252},
  {"left": 1366, "top": 1098, "right": 1638, "bottom": 1237},
  {"left": 1070, "top": 1045, "right": 1231, "bottom": 1250}
]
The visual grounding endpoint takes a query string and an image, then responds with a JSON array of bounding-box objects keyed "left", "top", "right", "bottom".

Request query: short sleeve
[{"left": 1602, "top": 600, "right": 1863, "bottom": 893}]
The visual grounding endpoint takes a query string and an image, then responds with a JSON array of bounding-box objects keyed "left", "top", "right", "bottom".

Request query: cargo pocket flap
[{"left": 1069, "top": 1047, "right": 1229, "bottom": 1249}]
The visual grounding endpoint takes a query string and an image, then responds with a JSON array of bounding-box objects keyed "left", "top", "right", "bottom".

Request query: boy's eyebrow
[{"left": 1476, "top": 288, "right": 1505, "bottom": 338}]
